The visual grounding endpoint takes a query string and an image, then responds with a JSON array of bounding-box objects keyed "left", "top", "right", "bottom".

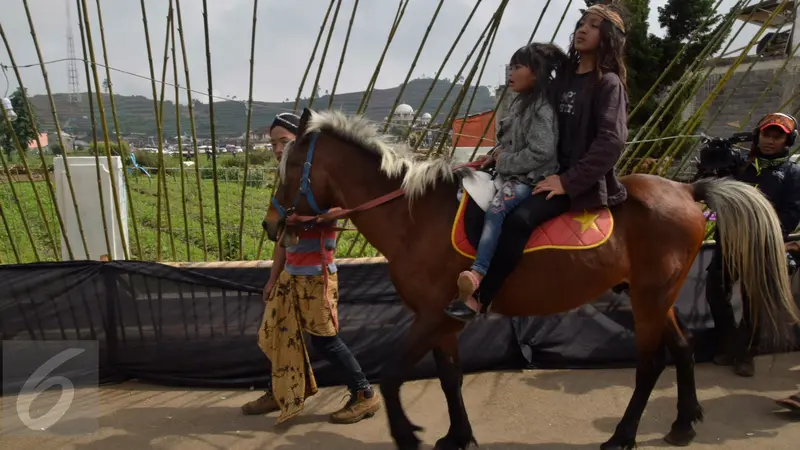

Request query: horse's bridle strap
[
  {"left": 275, "top": 145, "right": 484, "bottom": 229},
  {"left": 285, "top": 188, "right": 407, "bottom": 227}
]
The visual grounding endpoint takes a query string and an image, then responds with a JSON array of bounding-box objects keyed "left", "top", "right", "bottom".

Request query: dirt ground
[{"left": 1, "top": 354, "right": 799, "bottom": 449}]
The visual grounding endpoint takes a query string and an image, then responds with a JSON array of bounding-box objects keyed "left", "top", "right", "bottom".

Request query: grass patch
[{"left": 0, "top": 152, "right": 377, "bottom": 264}]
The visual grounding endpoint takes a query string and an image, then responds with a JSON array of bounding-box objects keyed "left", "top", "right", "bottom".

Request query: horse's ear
[{"left": 298, "top": 108, "right": 313, "bottom": 137}]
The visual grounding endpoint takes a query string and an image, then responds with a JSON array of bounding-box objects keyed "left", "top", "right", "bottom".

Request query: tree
[{"left": 0, "top": 87, "right": 41, "bottom": 156}]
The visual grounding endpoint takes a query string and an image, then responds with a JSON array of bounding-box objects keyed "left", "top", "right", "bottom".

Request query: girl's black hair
[
  {"left": 508, "top": 42, "right": 569, "bottom": 115},
  {"left": 566, "top": 3, "right": 629, "bottom": 88}
]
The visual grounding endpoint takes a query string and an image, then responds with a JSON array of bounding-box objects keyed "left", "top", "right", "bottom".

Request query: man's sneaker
[
  {"left": 733, "top": 356, "right": 755, "bottom": 377},
  {"left": 329, "top": 387, "right": 382, "bottom": 424},
  {"left": 241, "top": 391, "right": 280, "bottom": 415}
]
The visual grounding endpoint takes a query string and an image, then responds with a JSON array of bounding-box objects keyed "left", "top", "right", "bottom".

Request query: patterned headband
[{"left": 584, "top": 5, "right": 626, "bottom": 34}]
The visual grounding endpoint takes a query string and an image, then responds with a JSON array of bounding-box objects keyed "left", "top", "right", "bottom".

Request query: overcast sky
[{"left": 0, "top": 0, "right": 763, "bottom": 104}]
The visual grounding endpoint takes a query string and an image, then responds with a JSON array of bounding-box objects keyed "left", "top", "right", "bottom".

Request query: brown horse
[{"left": 264, "top": 109, "right": 799, "bottom": 450}]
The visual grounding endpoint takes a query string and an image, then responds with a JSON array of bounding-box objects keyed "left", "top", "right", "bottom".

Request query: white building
[{"left": 391, "top": 103, "right": 415, "bottom": 124}]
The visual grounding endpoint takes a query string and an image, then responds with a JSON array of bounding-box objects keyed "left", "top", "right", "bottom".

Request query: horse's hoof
[
  {"left": 663, "top": 427, "right": 697, "bottom": 447},
  {"left": 434, "top": 434, "right": 478, "bottom": 450},
  {"left": 397, "top": 445, "right": 420, "bottom": 450},
  {"left": 600, "top": 437, "right": 636, "bottom": 450}
]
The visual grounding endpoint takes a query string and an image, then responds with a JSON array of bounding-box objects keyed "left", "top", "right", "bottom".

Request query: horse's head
[{"left": 264, "top": 108, "right": 337, "bottom": 246}]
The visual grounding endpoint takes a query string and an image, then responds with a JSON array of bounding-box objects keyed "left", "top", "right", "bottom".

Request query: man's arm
[
  {"left": 777, "top": 166, "right": 800, "bottom": 241},
  {"left": 264, "top": 245, "right": 286, "bottom": 300}
]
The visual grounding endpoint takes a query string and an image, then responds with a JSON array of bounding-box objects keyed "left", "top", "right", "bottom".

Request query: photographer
[{"left": 701, "top": 112, "right": 800, "bottom": 377}]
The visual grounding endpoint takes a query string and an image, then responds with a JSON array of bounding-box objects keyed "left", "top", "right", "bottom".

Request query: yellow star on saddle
[{"left": 573, "top": 210, "right": 600, "bottom": 233}]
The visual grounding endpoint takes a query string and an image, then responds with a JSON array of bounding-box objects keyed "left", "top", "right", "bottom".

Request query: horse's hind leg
[
  {"left": 663, "top": 308, "right": 704, "bottom": 446},
  {"left": 602, "top": 284, "right": 670, "bottom": 450},
  {"left": 432, "top": 333, "right": 477, "bottom": 450},
  {"left": 380, "top": 316, "right": 441, "bottom": 450}
]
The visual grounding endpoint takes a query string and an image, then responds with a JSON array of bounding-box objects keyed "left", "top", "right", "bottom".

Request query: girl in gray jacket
[{"left": 446, "top": 42, "right": 567, "bottom": 320}]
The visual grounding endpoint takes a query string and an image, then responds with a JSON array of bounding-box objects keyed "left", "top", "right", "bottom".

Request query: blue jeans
[
  {"left": 265, "top": 333, "right": 370, "bottom": 394},
  {"left": 472, "top": 179, "right": 532, "bottom": 275}
]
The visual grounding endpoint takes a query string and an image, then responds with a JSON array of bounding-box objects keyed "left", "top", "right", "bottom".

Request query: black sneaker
[
  {"left": 444, "top": 300, "right": 478, "bottom": 323},
  {"left": 733, "top": 357, "right": 755, "bottom": 377}
]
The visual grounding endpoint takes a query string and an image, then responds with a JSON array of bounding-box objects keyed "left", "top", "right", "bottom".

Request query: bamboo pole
[
  {"left": 412, "top": 15, "right": 498, "bottom": 153},
  {"left": 381, "top": 0, "right": 445, "bottom": 133},
  {"left": 93, "top": 0, "right": 144, "bottom": 259},
  {"left": 342, "top": 0, "right": 415, "bottom": 257},
  {"left": 171, "top": 9, "right": 191, "bottom": 261},
  {"left": 463, "top": 0, "right": 561, "bottom": 163},
  {"left": 78, "top": 0, "right": 113, "bottom": 262},
  {"left": 466, "top": 0, "right": 576, "bottom": 164},
  {"left": 201, "top": 0, "right": 224, "bottom": 259},
  {"left": 435, "top": 2, "right": 507, "bottom": 156},
  {"left": 645, "top": 5, "right": 785, "bottom": 176},
  {"left": 627, "top": 0, "right": 727, "bottom": 123},
  {"left": 308, "top": 0, "right": 343, "bottom": 109},
  {"left": 550, "top": 0, "right": 573, "bottom": 43},
  {"left": 73, "top": 0, "right": 113, "bottom": 263},
  {"left": 174, "top": 0, "right": 208, "bottom": 261},
  {"left": 641, "top": 1, "right": 783, "bottom": 176},
  {"left": 400, "top": 0, "right": 484, "bottom": 141},
  {"left": 294, "top": 0, "right": 336, "bottom": 111},
  {"left": 618, "top": 0, "right": 754, "bottom": 174},
  {"left": 527, "top": 0, "right": 553, "bottom": 44},
  {"left": 257, "top": 1, "right": 343, "bottom": 259},
  {"left": 21, "top": 0, "right": 91, "bottom": 260},
  {"left": 357, "top": 0, "right": 410, "bottom": 114},
  {"left": 452, "top": 12, "right": 500, "bottom": 154},
  {"left": 667, "top": 13, "right": 800, "bottom": 179},
  {"left": 328, "top": 0, "right": 360, "bottom": 108},
  {"left": 338, "top": 0, "right": 414, "bottom": 256},
  {"left": 703, "top": 20, "right": 796, "bottom": 133},
  {"left": 155, "top": 3, "right": 177, "bottom": 261},
  {"left": 639, "top": 0, "right": 790, "bottom": 175},
  {"left": 621, "top": 0, "right": 750, "bottom": 163},
  {"left": 237, "top": 0, "right": 259, "bottom": 260},
  {"left": 734, "top": 41, "right": 800, "bottom": 132},
  {"left": 139, "top": 0, "right": 172, "bottom": 261},
  {"left": 79, "top": 0, "right": 131, "bottom": 260},
  {"left": 0, "top": 23, "right": 69, "bottom": 260}
]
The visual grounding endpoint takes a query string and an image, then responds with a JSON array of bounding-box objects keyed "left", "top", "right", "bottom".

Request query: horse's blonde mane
[{"left": 302, "top": 110, "right": 471, "bottom": 200}]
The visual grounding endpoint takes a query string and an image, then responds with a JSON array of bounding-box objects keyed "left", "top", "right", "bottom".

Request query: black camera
[{"left": 694, "top": 132, "right": 752, "bottom": 180}]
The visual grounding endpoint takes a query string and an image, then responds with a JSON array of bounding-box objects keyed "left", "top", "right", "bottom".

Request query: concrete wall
[{"left": 688, "top": 55, "right": 800, "bottom": 139}]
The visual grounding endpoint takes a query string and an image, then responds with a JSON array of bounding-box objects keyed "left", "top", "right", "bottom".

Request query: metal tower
[{"left": 66, "top": 0, "right": 80, "bottom": 104}]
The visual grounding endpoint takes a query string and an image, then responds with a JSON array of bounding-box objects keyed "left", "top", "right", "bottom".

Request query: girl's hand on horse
[
  {"left": 533, "top": 174, "right": 566, "bottom": 200},
  {"left": 491, "top": 148, "right": 504, "bottom": 162},
  {"left": 478, "top": 154, "right": 494, "bottom": 169}
]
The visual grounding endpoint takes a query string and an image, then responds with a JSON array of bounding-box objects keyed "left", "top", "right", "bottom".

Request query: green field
[
  {"left": 0, "top": 150, "right": 727, "bottom": 265},
  {"left": 0, "top": 152, "right": 377, "bottom": 264}
]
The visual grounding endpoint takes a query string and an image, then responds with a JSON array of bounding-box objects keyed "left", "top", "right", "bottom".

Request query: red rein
[{"left": 283, "top": 159, "right": 484, "bottom": 231}]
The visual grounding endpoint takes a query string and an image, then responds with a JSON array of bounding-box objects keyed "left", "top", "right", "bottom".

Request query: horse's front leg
[
  {"left": 380, "top": 316, "right": 441, "bottom": 450},
  {"left": 432, "top": 333, "right": 477, "bottom": 450}
]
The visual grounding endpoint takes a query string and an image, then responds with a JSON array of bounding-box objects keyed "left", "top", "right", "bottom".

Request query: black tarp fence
[{"left": 1, "top": 244, "right": 799, "bottom": 391}]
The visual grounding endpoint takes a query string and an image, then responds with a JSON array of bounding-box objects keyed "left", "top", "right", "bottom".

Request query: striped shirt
[{"left": 284, "top": 226, "right": 338, "bottom": 276}]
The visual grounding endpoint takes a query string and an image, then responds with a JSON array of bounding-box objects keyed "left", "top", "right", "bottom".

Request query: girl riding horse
[{"left": 449, "top": 42, "right": 568, "bottom": 320}]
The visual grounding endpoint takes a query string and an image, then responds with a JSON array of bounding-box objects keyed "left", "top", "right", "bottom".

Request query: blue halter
[{"left": 270, "top": 131, "right": 327, "bottom": 220}]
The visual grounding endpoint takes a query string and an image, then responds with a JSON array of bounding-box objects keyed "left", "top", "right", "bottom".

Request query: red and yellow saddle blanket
[{"left": 451, "top": 190, "right": 614, "bottom": 259}]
